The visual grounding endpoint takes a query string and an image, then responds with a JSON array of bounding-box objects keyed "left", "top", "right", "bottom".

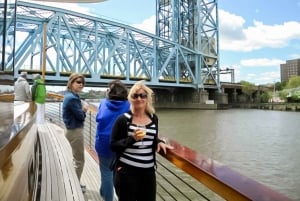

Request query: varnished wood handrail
[
  {"left": 0, "top": 93, "right": 14, "bottom": 102},
  {"left": 46, "top": 92, "right": 64, "bottom": 100},
  {"left": 46, "top": 92, "right": 98, "bottom": 114},
  {"left": 159, "top": 139, "right": 292, "bottom": 201}
]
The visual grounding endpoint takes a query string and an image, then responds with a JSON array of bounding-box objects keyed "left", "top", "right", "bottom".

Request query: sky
[{"left": 28, "top": 0, "right": 300, "bottom": 85}]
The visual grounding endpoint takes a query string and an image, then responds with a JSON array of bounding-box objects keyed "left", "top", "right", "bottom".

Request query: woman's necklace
[{"left": 132, "top": 114, "right": 150, "bottom": 125}]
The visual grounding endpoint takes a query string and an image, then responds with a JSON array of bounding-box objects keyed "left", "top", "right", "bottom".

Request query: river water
[{"left": 156, "top": 109, "right": 300, "bottom": 201}]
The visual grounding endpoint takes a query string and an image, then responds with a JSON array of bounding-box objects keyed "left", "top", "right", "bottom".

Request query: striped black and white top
[
  {"left": 110, "top": 112, "right": 159, "bottom": 169},
  {"left": 119, "top": 122, "right": 157, "bottom": 168}
]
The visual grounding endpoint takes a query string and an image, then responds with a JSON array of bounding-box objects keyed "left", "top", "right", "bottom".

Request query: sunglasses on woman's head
[{"left": 132, "top": 93, "right": 147, "bottom": 99}]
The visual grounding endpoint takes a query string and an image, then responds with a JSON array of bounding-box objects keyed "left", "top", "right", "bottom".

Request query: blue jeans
[{"left": 98, "top": 155, "right": 114, "bottom": 201}]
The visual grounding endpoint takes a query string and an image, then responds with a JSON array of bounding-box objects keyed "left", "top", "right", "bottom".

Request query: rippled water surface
[{"left": 157, "top": 109, "right": 300, "bottom": 201}]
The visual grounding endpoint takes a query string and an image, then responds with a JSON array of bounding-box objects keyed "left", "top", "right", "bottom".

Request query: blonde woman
[{"left": 110, "top": 80, "right": 173, "bottom": 201}]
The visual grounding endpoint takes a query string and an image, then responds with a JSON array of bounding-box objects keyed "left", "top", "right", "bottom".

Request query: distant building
[{"left": 280, "top": 58, "right": 300, "bottom": 82}]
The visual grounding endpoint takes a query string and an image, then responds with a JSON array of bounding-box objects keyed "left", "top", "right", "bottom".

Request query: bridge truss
[{"left": 2, "top": 0, "right": 219, "bottom": 89}]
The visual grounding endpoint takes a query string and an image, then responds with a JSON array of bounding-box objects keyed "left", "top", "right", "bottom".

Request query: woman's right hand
[
  {"left": 81, "top": 100, "right": 88, "bottom": 112},
  {"left": 133, "top": 128, "right": 146, "bottom": 141}
]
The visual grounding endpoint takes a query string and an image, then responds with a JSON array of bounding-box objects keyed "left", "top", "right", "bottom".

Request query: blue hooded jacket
[{"left": 95, "top": 98, "right": 130, "bottom": 157}]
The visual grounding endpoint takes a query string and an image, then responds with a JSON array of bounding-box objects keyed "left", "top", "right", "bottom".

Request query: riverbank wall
[
  {"left": 155, "top": 102, "right": 300, "bottom": 111},
  {"left": 154, "top": 102, "right": 218, "bottom": 109},
  {"left": 230, "top": 103, "right": 300, "bottom": 112}
]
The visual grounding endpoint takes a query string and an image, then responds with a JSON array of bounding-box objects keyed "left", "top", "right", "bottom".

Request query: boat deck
[
  {"left": 38, "top": 122, "right": 107, "bottom": 201},
  {"left": 81, "top": 148, "right": 105, "bottom": 201}
]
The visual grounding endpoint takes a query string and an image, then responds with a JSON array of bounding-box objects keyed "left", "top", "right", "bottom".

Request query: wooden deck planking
[
  {"left": 81, "top": 150, "right": 102, "bottom": 201},
  {"left": 39, "top": 124, "right": 52, "bottom": 200},
  {"left": 38, "top": 123, "right": 85, "bottom": 201},
  {"left": 40, "top": 122, "right": 103, "bottom": 201},
  {"left": 39, "top": 124, "right": 68, "bottom": 201},
  {"left": 46, "top": 123, "right": 84, "bottom": 201}
]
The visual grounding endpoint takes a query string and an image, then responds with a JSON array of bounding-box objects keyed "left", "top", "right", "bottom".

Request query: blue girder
[{"left": 5, "top": 0, "right": 219, "bottom": 89}]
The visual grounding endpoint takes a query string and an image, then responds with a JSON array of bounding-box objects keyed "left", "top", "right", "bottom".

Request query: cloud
[
  {"left": 240, "top": 58, "right": 285, "bottom": 67},
  {"left": 237, "top": 58, "right": 282, "bottom": 84},
  {"left": 219, "top": 10, "right": 246, "bottom": 41},
  {"left": 256, "top": 71, "right": 280, "bottom": 84},
  {"left": 219, "top": 10, "right": 300, "bottom": 52},
  {"left": 220, "top": 63, "right": 280, "bottom": 84},
  {"left": 290, "top": 53, "right": 300, "bottom": 59},
  {"left": 132, "top": 15, "right": 156, "bottom": 34},
  {"left": 246, "top": 73, "right": 257, "bottom": 78},
  {"left": 240, "top": 72, "right": 277, "bottom": 84},
  {"left": 236, "top": 68, "right": 280, "bottom": 84},
  {"left": 26, "top": 0, "right": 93, "bottom": 16}
]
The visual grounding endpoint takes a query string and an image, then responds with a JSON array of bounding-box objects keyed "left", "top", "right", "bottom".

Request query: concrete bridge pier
[
  {"left": 232, "top": 89, "right": 238, "bottom": 103},
  {"left": 153, "top": 88, "right": 221, "bottom": 109},
  {"left": 213, "top": 91, "right": 228, "bottom": 105}
]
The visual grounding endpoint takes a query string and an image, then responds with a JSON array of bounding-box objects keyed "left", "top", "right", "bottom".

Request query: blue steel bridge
[{"left": 5, "top": 0, "right": 220, "bottom": 90}]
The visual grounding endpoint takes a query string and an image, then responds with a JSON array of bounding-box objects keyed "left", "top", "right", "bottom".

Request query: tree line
[{"left": 240, "top": 76, "right": 300, "bottom": 103}]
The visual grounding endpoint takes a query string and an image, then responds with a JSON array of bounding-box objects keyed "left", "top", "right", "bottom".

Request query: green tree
[
  {"left": 275, "top": 81, "right": 283, "bottom": 91},
  {"left": 286, "top": 76, "right": 300, "bottom": 89},
  {"left": 240, "top": 80, "right": 256, "bottom": 102},
  {"left": 279, "top": 90, "right": 288, "bottom": 101},
  {"left": 260, "top": 91, "right": 271, "bottom": 103},
  {"left": 281, "top": 80, "right": 287, "bottom": 89}
]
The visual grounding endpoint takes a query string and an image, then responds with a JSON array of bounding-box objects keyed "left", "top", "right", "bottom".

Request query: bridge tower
[{"left": 156, "top": 0, "right": 219, "bottom": 90}]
